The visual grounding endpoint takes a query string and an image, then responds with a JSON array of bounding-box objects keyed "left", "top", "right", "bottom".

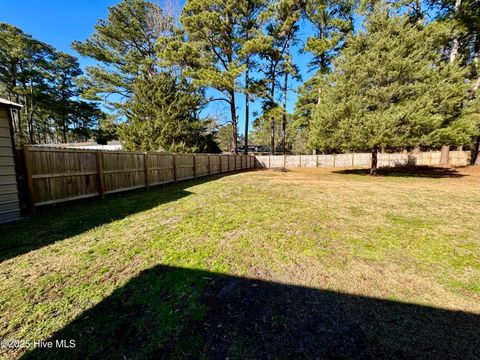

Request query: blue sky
[{"left": 0, "top": 0, "right": 316, "bottom": 136}]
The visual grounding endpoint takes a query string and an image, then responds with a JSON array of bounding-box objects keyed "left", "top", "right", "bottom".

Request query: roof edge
[{"left": 0, "top": 98, "right": 23, "bottom": 109}]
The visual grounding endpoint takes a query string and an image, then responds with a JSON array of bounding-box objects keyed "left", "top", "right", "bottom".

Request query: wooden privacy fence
[
  {"left": 22, "top": 147, "right": 255, "bottom": 208},
  {"left": 255, "top": 151, "right": 471, "bottom": 168}
]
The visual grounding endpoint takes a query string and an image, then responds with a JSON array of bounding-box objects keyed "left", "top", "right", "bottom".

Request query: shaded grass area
[
  {"left": 334, "top": 165, "right": 467, "bottom": 178},
  {"left": 25, "top": 265, "right": 480, "bottom": 360},
  {"left": 0, "top": 167, "right": 479, "bottom": 359}
]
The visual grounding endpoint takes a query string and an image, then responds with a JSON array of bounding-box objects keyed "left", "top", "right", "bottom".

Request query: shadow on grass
[
  {"left": 334, "top": 165, "right": 467, "bottom": 178},
  {"left": 0, "top": 173, "right": 236, "bottom": 263},
  {"left": 23, "top": 265, "right": 479, "bottom": 359}
]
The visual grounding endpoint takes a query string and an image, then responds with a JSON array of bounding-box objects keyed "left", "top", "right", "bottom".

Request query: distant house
[
  {"left": 30, "top": 140, "right": 123, "bottom": 151},
  {"left": 0, "top": 98, "right": 22, "bottom": 224}
]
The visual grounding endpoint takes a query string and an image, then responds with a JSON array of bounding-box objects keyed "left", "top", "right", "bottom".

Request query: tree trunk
[
  {"left": 470, "top": 34, "right": 480, "bottom": 96},
  {"left": 441, "top": 0, "right": 462, "bottom": 154},
  {"left": 473, "top": 136, "right": 480, "bottom": 165},
  {"left": 229, "top": 91, "right": 237, "bottom": 154},
  {"left": 440, "top": 145, "right": 450, "bottom": 165},
  {"left": 62, "top": 114, "right": 68, "bottom": 144},
  {"left": 28, "top": 80, "right": 35, "bottom": 144},
  {"left": 472, "top": 77, "right": 480, "bottom": 95},
  {"left": 244, "top": 62, "right": 249, "bottom": 155},
  {"left": 282, "top": 41, "right": 290, "bottom": 155},
  {"left": 449, "top": 0, "right": 462, "bottom": 64},
  {"left": 269, "top": 71, "right": 276, "bottom": 156},
  {"left": 282, "top": 70, "right": 288, "bottom": 155},
  {"left": 370, "top": 147, "right": 378, "bottom": 175},
  {"left": 270, "top": 117, "right": 275, "bottom": 155},
  {"left": 16, "top": 94, "right": 23, "bottom": 145}
]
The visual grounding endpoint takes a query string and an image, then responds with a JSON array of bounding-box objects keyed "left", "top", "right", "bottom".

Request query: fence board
[
  {"left": 210, "top": 155, "right": 221, "bottom": 174},
  {"left": 175, "top": 154, "right": 194, "bottom": 181},
  {"left": 195, "top": 154, "right": 209, "bottom": 177},
  {"left": 147, "top": 153, "right": 174, "bottom": 185}
]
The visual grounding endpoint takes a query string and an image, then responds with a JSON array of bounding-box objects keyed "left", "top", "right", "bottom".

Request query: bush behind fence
[{"left": 22, "top": 147, "right": 255, "bottom": 208}]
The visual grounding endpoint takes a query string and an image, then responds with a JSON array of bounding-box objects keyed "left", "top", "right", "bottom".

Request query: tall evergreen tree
[
  {"left": 162, "top": 0, "right": 246, "bottom": 153},
  {"left": 251, "top": 106, "right": 289, "bottom": 148},
  {"left": 50, "top": 52, "right": 82, "bottom": 143},
  {"left": 0, "top": 23, "right": 103, "bottom": 144},
  {"left": 309, "top": 5, "right": 469, "bottom": 174},
  {"left": 303, "top": 0, "right": 356, "bottom": 71},
  {"left": 292, "top": 0, "right": 355, "bottom": 153},
  {"left": 426, "top": 0, "right": 480, "bottom": 162},
  {"left": 118, "top": 72, "right": 215, "bottom": 152},
  {"left": 258, "top": 0, "right": 302, "bottom": 154},
  {"left": 215, "top": 123, "right": 235, "bottom": 152},
  {"left": 238, "top": 0, "right": 270, "bottom": 154},
  {"left": 72, "top": 0, "right": 175, "bottom": 115}
]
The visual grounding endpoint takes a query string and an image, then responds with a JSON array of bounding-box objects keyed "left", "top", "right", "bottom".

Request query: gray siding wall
[{"left": 0, "top": 107, "right": 21, "bottom": 223}]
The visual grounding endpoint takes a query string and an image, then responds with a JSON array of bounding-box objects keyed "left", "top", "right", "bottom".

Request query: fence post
[
  {"left": 333, "top": 154, "right": 336, "bottom": 168},
  {"left": 219, "top": 154, "right": 223, "bottom": 173},
  {"left": 316, "top": 155, "right": 319, "bottom": 168},
  {"left": 143, "top": 152, "right": 149, "bottom": 189},
  {"left": 208, "top": 154, "right": 211, "bottom": 175},
  {"left": 173, "top": 154, "right": 177, "bottom": 183},
  {"left": 23, "top": 146, "right": 36, "bottom": 213},
  {"left": 193, "top": 154, "right": 197, "bottom": 179},
  {"left": 95, "top": 151, "right": 105, "bottom": 199}
]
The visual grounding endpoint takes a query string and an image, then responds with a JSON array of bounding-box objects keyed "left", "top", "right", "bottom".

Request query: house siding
[{"left": 0, "top": 107, "right": 21, "bottom": 224}]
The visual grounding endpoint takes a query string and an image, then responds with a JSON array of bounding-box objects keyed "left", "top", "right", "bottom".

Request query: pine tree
[
  {"left": 0, "top": 23, "right": 102, "bottom": 144},
  {"left": 258, "top": 0, "right": 302, "bottom": 154},
  {"left": 118, "top": 72, "right": 214, "bottom": 153},
  {"left": 162, "top": 0, "right": 246, "bottom": 153},
  {"left": 72, "top": 0, "right": 175, "bottom": 115},
  {"left": 50, "top": 52, "right": 82, "bottom": 143},
  {"left": 426, "top": 0, "right": 480, "bottom": 161},
  {"left": 309, "top": 5, "right": 469, "bottom": 174},
  {"left": 303, "top": 0, "right": 356, "bottom": 71},
  {"left": 215, "top": 124, "right": 235, "bottom": 152},
  {"left": 291, "top": 0, "right": 355, "bottom": 153},
  {"left": 238, "top": 0, "right": 270, "bottom": 154},
  {"left": 251, "top": 106, "right": 290, "bottom": 149}
]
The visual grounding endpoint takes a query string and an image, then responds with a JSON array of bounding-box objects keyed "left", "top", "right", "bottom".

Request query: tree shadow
[
  {"left": 23, "top": 265, "right": 480, "bottom": 359},
  {"left": 0, "top": 173, "right": 236, "bottom": 263},
  {"left": 334, "top": 166, "right": 467, "bottom": 178}
]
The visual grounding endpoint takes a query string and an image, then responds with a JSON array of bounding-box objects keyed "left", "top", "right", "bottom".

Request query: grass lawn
[{"left": 0, "top": 167, "right": 479, "bottom": 359}]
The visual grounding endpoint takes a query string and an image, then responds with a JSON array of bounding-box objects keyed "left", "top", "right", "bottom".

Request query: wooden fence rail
[{"left": 22, "top": 147, "right": 255, "bottom": 209}]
